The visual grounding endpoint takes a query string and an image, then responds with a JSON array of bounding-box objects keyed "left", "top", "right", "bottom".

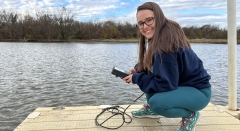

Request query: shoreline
[{"left": 0, "top": 38, "right": 239, "bottom": 44}]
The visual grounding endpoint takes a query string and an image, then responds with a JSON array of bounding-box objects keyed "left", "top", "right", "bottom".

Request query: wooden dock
[{"left": 14, "top": 103, "right": 240, "bottom": 131}]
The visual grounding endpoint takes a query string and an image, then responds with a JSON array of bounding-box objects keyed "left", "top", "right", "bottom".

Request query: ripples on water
[{"left": 0, "top": 42, "right": 239, "bottom": 131}]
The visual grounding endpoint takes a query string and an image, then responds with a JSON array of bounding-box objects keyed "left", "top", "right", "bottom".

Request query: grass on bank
[
  {"left": 100, "top": 38, "right": 240, "bottom": 44},
  {"left": 77, "top": 38, "right": 236, "bottom": 44},
  {"left": 1, "top": 38, "right": 239, "bottom": 44}
]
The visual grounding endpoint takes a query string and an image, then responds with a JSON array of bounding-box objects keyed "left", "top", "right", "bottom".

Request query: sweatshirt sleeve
[{"left": 132, "top": 52, "right": 179, "bottom": 93}]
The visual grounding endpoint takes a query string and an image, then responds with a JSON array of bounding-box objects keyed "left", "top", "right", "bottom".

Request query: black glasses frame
[{"left": 136, "top": 17, "right": 154, "bottom": 29}]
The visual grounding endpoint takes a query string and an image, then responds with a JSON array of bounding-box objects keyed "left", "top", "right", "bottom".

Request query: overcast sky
[{"left": 1, "top": 0, "right": 239, "bottom": 28}]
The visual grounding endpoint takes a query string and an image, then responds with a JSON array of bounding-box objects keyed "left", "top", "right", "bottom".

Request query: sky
[{"left": 1, "top": 0, "right": 239, "bottom": 28}]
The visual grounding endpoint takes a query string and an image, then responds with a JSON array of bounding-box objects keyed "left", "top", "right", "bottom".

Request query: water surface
[{"left": 0, "top": 42, "right": 239, "bottom": 131}]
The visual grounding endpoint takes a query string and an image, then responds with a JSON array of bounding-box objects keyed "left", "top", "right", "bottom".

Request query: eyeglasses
[{"left": 136, "top": 17, "right": 154, "bottom": 29}]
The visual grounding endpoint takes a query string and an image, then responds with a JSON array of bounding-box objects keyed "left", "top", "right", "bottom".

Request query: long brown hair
[{"left": 136, "top": 2, "right": 190, "bottom": 72}]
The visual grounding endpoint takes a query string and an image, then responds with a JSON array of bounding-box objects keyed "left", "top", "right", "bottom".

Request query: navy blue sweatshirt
[{"left": 132, "top": 47, "right": 211, "bottom": 93}]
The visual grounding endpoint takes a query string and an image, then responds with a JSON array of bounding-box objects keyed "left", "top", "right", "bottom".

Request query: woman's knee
[
  {"left": 149, "top": 101, "right": 181, "bottom": 117},
  {"left": 147, "top": 92, "right": 174, "bottom": 115},
  {"left": 148, "top": 99, "right": 169, "bottom": 115}
]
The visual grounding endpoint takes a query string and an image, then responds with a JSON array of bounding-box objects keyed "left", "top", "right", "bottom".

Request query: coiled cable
[{"left": 95, "top": 92, "right": 145, "bottom": 130}]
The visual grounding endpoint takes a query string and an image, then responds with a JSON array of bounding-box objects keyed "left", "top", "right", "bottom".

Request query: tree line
[{"left": 0, "top": 8, "right": 239, "bottom": 42}]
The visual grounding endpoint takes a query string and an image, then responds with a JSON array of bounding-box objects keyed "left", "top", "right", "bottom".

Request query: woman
[{"left": 122, "top": 2, "right": 211, "bottom": 131}]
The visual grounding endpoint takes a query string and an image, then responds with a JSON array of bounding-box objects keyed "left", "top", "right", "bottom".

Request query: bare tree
[
  {"left": 0, "top": 8, "right": 236, "bottom": 42},
  {"left": 56, "top": 6, "right": 75, "bottom": 40}
]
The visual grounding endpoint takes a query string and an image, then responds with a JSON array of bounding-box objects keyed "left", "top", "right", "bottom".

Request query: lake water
[{"left": 0, "top": 42, "right": 239, "bottom": 131}]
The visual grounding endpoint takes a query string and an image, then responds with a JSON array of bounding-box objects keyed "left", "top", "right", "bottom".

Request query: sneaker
[
  {"left": 177, "top": 111, "right": 201, "bottom": 131},
  {"left": 131, "top": 104, "right": 161, "bottom": 118}
]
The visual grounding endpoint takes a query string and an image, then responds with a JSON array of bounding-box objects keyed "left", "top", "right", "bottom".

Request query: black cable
[{"left": 95, "top": 92, "right": 145, "bottom": 130}]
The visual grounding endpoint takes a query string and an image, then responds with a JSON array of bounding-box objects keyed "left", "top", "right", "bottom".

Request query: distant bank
[{"left": 0, "top": 38, "right": 239, "bottom": 44}]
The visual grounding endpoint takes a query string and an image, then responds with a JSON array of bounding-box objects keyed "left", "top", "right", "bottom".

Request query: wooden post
[{"left": 227, "top": 0, "right": 237, "bottom": 110}]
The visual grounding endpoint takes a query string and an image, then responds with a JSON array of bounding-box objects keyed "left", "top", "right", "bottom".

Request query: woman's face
[{"left": 137, "top": 9, "right": 155, "bottom": 39}]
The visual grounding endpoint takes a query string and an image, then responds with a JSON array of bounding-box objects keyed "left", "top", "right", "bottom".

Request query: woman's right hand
[{"left": 122, "top": 68, "right": 136, "bottom": 84}]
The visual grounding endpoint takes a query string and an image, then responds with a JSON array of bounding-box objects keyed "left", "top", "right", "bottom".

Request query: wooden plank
[
  {"left": 14, "top": 103, "right": 240, "bottom": 131},
  {"left": 22, "top": 110, "right": 232, "bottom": 123},
  {"left": 144, "top": 125, "right": 240, "bottom": 131}
]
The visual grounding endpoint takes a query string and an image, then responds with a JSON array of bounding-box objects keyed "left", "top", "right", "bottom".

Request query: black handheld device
[{"left": 111, "top": 66, "right": 129, "bottom": 78}]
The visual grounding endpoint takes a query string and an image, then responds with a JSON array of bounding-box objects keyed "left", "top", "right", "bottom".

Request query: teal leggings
[{"left": 147, "top": 86, "right": 211, "bottom": 118}]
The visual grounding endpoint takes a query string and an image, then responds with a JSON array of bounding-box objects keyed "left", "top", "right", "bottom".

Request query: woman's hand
[
  {"left": 122, "top": 68, "right": 136, "bottom": 84},
  {"left": 122, "top": 74, "right": 133, "bottom": 84},
  {"left": 129, "top": 68, "right": 136, "bottom": 74}
]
